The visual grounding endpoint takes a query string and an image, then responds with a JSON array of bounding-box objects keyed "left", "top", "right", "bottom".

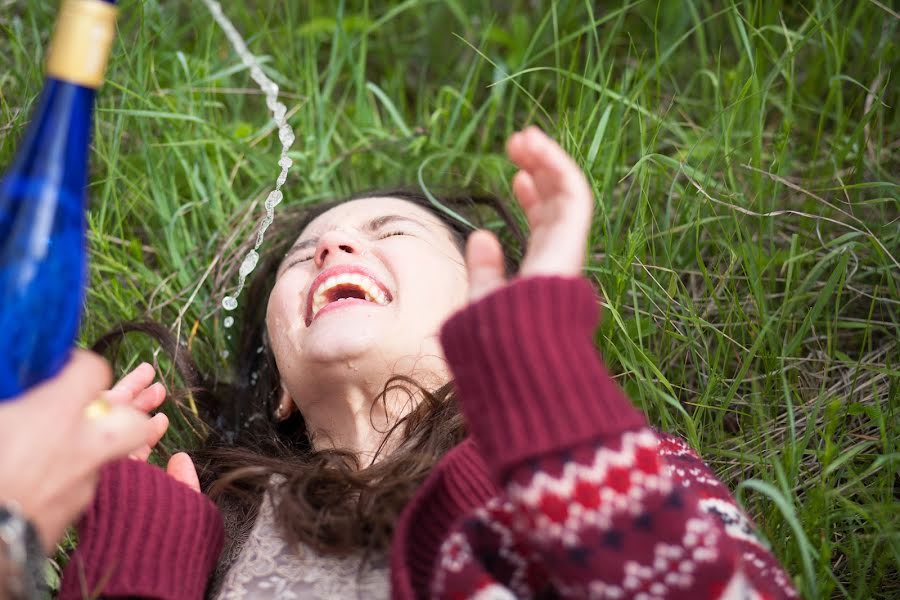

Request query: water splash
[{"left": 201, "top": 0, "right": 295, "bottom": 319}]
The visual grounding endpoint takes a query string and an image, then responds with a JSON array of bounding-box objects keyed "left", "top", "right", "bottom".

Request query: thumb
[
  {"left": 166, "top": 452, "right": 200, "bottom": 493},
  {"left": 466, "top": 230, "right": 506, "bottom": 302}
]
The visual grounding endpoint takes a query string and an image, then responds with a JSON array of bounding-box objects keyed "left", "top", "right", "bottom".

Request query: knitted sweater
[{"left": 58, "top": 276, "right": 796, "bottom": 599}]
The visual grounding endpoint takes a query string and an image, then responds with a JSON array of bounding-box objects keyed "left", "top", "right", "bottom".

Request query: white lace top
[{"left": 214, "top": 490, "right": 390, "bottom": 600}]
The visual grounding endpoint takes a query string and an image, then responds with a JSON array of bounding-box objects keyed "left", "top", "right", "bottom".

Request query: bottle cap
[{"left": 45, "top": 0, "right": 118, "bottom": 89}]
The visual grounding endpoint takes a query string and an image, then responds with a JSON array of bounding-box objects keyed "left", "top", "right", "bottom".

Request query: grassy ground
[{"left": 2, "top": 0, "right": 898, "bottom": 597}]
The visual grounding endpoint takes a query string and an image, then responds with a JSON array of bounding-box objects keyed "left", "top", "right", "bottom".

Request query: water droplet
[
  {"left": 239, "top": 250, "right": 259, "bottom": 278},
  {"left": 224, "top": 316, "right": 234, "bottom": 328},
  {"left": 279, "top": 127, "right": 295, "bottom": 147},
  {"left": 256, "top": 346, "right": 264, "bottom": 354},
  {"left": 265, "top": 190, "right": 283, "bottom": 209},
  {"left": 223, "top": 296, "right": 238, "bottom": 311}
]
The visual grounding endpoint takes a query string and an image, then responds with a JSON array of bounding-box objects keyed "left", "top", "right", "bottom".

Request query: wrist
[
  {"left": 441, "top": 276, "right": 646, "bottom": 477},
  {"left": 0, "top": 502, "right": 44, "bottom": 600}
]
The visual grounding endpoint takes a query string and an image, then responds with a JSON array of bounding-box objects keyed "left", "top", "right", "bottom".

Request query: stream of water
[{"left": 200, "top": 0, "right": 296, "bottom": 323}]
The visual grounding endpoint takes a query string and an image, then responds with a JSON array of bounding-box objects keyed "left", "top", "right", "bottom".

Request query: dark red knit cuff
[
  {"left": 390, "top": 438, "right": 496, "bottom": 599},
  {"left": 58, "top": 458, "right": 224, "bottom": 600},
  {"left": 440, "top": 276, "right": 646, "bottom": 480}
]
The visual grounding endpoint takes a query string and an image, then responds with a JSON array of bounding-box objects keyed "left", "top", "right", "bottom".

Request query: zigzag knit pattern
[{"left": 432, "top": 431, "right": 797, "bottom": 600}]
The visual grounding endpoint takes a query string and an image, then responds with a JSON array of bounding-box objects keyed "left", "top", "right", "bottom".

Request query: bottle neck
[{"left": 5, "top": 0, "right": 120, "bottom": 193}]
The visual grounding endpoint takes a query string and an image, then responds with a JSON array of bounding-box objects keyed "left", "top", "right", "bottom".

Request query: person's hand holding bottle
[{"left": 0, "top": 350, "right": 159, "bottom": 553}]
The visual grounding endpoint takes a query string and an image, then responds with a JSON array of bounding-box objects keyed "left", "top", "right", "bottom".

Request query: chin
[{"left": 303, "top": 316, "right": 384, "bottom": 363}]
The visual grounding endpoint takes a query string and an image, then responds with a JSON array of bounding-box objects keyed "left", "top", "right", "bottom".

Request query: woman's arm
[
  {"left": 433, "top": 127, "right": 796, "bottom": 598},
  {"left": 437, "top": 275, "right": 797, "bottom": 599},
  {"left": 58, "top": 458, "right": 224, "bottom": 600}
]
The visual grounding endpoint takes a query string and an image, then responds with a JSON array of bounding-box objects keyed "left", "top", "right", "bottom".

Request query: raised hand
[
  {"left": 467, "top": 126, "right": 594, "bottom": 301},
  {"left": 104, "top": 362, "right": 169, "bottom": 461}
]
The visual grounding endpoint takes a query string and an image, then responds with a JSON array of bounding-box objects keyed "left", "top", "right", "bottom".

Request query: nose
[{"left": 314, "top": 229, "right": 361, "bottom": 268}]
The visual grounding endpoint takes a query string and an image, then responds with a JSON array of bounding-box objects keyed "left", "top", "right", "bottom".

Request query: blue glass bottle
[{"left": 0, "top": 0, "right": 118, "bottom": 400}]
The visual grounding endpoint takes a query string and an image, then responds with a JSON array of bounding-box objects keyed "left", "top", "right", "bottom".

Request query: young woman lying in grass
[{"left": 59, "top": 127, "right": 797, "bottom": 599}]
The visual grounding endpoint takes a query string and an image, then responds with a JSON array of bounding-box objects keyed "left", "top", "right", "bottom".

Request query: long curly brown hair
[{"left": 91, "top": 188, "right": 524, "bottom": 585}]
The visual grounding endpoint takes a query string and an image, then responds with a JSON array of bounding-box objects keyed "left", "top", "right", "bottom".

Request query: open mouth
[{"left": 305, "top": 268, "right": 392, "bottom": 326}]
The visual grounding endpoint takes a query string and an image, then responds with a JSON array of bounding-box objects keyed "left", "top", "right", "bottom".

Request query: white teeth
[
  {"left": 309, "top": 271, "right": 391, "bottom": 321},
  {"left": 312, "top": 294, "right": 327, "bottom": 317}
]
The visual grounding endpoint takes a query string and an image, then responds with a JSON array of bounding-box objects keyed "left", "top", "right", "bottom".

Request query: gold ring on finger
[{"left": 84, "top": 397, "right": 113, "bottom": 420}]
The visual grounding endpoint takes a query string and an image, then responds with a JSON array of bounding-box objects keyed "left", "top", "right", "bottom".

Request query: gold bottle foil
[{"left": 45, "top": 0, "right": 118, "bottom": 88}]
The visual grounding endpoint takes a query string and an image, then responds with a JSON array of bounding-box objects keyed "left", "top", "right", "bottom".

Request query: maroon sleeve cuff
[
  {"left": 58, "top": 458, "right": 224, "bottom": 600},
  {"left": 439, "top": 276, "right": 646, "bottom": 480}
]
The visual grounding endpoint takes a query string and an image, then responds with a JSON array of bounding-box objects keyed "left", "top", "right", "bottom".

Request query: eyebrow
[{"left": 278, "top": 214, "right": 430, "bottom": 270}]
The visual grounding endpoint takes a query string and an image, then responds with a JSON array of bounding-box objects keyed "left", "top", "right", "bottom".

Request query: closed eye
[
  {"left": 284, "top": 255, "right": 315, "bottom": 270},
  {"left": 377, "top": 230, "right": 410, "bottom": 240},
  {"left": 282, "top": 231, "right": 410, "bottom": 273}
]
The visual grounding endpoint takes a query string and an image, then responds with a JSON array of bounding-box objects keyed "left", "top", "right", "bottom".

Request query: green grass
[{"left": 2, "top": 0, "right": 898, "bottom": 597}]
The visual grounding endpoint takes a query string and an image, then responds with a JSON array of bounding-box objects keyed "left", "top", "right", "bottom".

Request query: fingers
[
  {"left": 507, "top": 126, "right": 592, "bottom": 215},
  {"left": 511, "top": 170, "right": 541, "bottom": 216},
  {"left": 109, "top": 362, "right": 155, "bottom": 396},
  {"left": 81, "top": 404, "right": 153, "bottom": 464},
  {"left": 130, "top": 412, "right": 169, "bottom": 461},
  {"left": 465, "top": 230, "right": 506, "bottom": 302},
  {"left": 131, "top": 382, "right": 166, "bottom": 413},
  {"left": 103, "top": 365, "right": 167, "bottom": 461},
  {"left": 507, "top": 125, "right": 580, "bottom": 181},
  {"left": 147, "top": 412, "right": 169, "bottom": 446},
  {"left": 505, "top": 125, "right": 595, "bottom": 279},
  {"left": 506, "top": 126, "right": 543, "bottom": 172},
  {"left": 167, "top": 452, "right": 200, "bottom": 493},
  {"left": 107, "top": 363, "right": 166, "bottom": 413}
]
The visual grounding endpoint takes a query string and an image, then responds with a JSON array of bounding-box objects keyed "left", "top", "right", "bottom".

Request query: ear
[{"left": 274, "top": 383, "right": 297, "bottom": 422}]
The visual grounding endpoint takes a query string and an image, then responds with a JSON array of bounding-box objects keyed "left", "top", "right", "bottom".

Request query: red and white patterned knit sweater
[
  {"left": 394, "top": 276, "right": 798, "bottom": 599},
  {"left": 59, "top": 277, "right": 797, "bottom": 600},
  {"left": 428, "top": 431, "right": 795, "bottom": 599}
]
